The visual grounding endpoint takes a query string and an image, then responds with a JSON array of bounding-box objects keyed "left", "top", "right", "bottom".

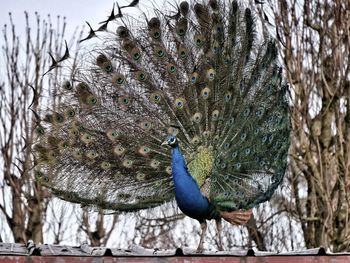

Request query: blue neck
[{"left": 171, "top": 145, "right": 211, "bottom": 221}]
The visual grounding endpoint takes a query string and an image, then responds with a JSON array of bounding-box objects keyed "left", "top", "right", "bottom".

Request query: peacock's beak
[{"left": 161, "top": 140, "right": 168, "bottom": 146}]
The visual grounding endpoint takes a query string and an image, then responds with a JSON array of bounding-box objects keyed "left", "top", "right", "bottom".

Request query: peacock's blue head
[{"left": 161, "top": 135, "right": 178, "bottom": 148}]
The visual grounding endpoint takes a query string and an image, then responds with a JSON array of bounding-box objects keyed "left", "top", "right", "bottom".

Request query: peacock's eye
[
  {"left": 157, "top": 49, "right": 165, "bottom": 57},
  {"left": 88, "top": 96, "right": 98, "bottom": 105},
  {"left": 201, "top": 87, "right": 210, "bottom": 99},
  {"left": 212, "top": 41, "right": 219, "bottom": 54},
  {"left": 207, "top": 69, "right": 215, "bottom": 81},
  {"left": 118, "top": 96, "right": 132, "bottom": 107},
  {"left": 203, "top": 131, "right": 210, "bottom": 137},
  {"left": 174, "top": 98, "right": 185, "bottom": 109},
  {"left": 59, "top": 141, "right": 69, "bottom": 149},
  {"left": 180, "top": 50, "right": 187, "bottom": 59},
  {"left": 150, "top": 92, "right": 162, "bottom": 104},
  {"left": 101, "top": 161, "right": 111, "bottom": 169},
  {"left": 137, "top": 72, "right": 147, "bottom": 81},
  {"left": 191, "top": 136, "right": 200, "bottom": 144},
  {"left": 35, "top": 170, "right": 43, "bottom": 178},
  {"left": 153, "top": 31, "right": 160, "bottom": 39},
  {"left": 36, "top": 126, "right": 45, "bottom": 135},
  {"left": 168, "top": 65, "right": 177, "bottom": 73},
  {"left": 170, "top": 138, "right": 176, "bottom": 144},
  {"left": 55, "top": 114, "right": 64, "bottom": 123},
  {"left": 224, "top": 92, "right": 232, "bottom": 101},
  {"left": 63, "top": 80, "right": 72, "bottom": 90},
  {"left": 133, "top": 52, "right": 141, "bottom": 60},
  {"left": 243, "top": 107, "right": 250, "bottom": 116},
  {"left": 104, "top": 63, "right": 113, "bottom": 73},
  {"left": 223, "top": 143, "right": 230, "bottom": 150}
]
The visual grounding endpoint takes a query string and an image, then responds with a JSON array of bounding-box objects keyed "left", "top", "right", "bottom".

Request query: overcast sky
[
  {"left": 0, "top": 0, "right": 131, "bottom": 41},
  {"left": 0, "top": 0, "right": 181, "bottom": 48}
]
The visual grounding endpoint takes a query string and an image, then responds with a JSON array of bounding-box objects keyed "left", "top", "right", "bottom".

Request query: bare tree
[
  {"left": 133, "top": 209, "right": 185, "bottom": 249},
  {"left": 0, "top": 11, "right": 123, "bottom": 247},
  {"left": 261, "top": 0, "right": 350, "bottom": 251},
  {"left": 0, "top": 12, "right": 68, "bottom": 243},
  {"left": 77, "top": 208, "right": 120, "bottom": 246}
]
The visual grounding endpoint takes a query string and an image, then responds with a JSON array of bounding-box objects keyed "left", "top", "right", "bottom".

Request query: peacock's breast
[
  {"left": 187, "top": 147, "right": 214, "bottom": 189},
  {"left": 174, "top": 187, "right": 211, "bottom": 221}
]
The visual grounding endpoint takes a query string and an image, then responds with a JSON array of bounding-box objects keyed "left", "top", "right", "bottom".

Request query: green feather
[{"left": 33, "top": 0, "right": 290, "bottom": 216}]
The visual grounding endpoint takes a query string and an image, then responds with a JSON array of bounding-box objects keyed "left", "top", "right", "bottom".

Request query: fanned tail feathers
[{"left": 33, "top": 0, "right": 290, "bottom": 213}]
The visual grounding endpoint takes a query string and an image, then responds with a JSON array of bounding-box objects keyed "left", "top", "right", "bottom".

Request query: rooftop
[{"left": 1, "top": 242, "right": 350, "bottom": 262}]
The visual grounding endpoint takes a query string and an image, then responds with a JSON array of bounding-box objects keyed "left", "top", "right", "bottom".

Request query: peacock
[{"left": 32, "top": 0, "right": 290, "bottom": 252}]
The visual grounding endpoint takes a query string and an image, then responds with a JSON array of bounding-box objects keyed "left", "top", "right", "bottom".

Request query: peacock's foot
[
  {"left": 217, "top": 243, "right": 224, "bottom": 251},
  {"left": 196, "top": 221, "right": 207, "bottom": 253},
  {"left": 196, "top": 246, "right": 204, "bottom": 253}
]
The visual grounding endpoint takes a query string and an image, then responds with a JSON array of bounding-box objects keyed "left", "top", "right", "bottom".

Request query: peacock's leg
[
  {"left": 197, "top": 220, "right": 207, "bottom": 253},
  {"left": 215, "top": 218, "right": 224, "bottom": 251}
]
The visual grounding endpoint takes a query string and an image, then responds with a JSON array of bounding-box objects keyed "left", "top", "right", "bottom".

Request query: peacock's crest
[{"left": 33, "top": 0, "right": 290, "bottom": 219}]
